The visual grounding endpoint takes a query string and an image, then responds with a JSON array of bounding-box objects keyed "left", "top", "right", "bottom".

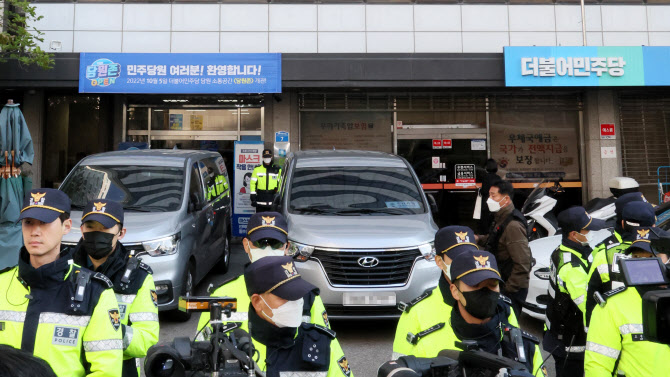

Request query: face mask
[
  {"left": 263, "top": 158, "right": 272, "bottom": 165},
  {"left": 82, "top": 231, "right": 116, "bottom": 260},
  {"left": 249, "top": 246, "right": 285, "bottom": 262},
  {"left": 260, "top": 296, "right": 303, "bottom": 328},
  {"left": 486, "top": 197, "right": 504, "bottom": 213},
  {"left": 438, "top": 257, "right": 452, "bottom": 281},
  {"left": 575, "top": 231, "right": 591, "bottom": 246},
  {"left": 459, "top": 287, "right": 499, "bottom": 320}
]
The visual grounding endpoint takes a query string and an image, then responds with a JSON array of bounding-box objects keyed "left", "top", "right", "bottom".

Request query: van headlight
[
  {"left": 288, "top": 241, "right": 314, "bottom": 262},
  {"left": 142, "top": 234, "right": 180, "bottom": 257},
  {"left": 418, "top": 242, "right": 436, "bottom": 261}
]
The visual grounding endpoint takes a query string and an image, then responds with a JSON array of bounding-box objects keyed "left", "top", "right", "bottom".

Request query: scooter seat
[{"left": 585, "top": 197, "right": 616, "bottom": 212}]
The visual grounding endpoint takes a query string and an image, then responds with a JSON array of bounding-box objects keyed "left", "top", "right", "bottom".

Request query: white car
[{"left": 522, "top": 229, "right": 613, "bottom": 321}]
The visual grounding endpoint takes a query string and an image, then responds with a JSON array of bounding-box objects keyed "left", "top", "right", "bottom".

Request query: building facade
[{"left": 2, "top": 1, "right": 669, "bottom": 225}]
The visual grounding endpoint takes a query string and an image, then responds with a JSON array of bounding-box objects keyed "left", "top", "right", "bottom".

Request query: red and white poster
[
  {"left": 443, "top": 139, "right": 452, "bottom": 149},
  {"left": 600, "top": 124, "right": 616, "bottom": 140},
  {"left": 432, "top": 139, "right": 442, "bottom": 149}
]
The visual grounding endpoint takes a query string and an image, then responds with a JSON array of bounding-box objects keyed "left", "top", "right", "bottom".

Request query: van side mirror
[
  {"left": 271, "top": 195, "right": 282, "bottom": 212},
  {"left": 189, "top": 194, "right": 204, "bottom": 212},
  {"left": 426, "top": 193, "right": 439, "bottom": 214}
]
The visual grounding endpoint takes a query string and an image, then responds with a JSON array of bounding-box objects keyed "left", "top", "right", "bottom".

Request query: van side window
[
  {"left": 201, "top": 157, "right": 230, "bottom": 203},
  {"left": 190, "top": 163, "right": 205, "bottom": 206}
]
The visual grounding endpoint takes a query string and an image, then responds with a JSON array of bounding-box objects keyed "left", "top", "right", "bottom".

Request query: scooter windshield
[{"left": 521, "top": 179, "right": 549, "bottom": 213}]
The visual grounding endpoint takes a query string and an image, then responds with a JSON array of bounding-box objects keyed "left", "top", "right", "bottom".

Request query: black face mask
[
  {"left": 82, "top": 231, "right": 116, "bottom": 260},
  {"left": 459, "top": 287, "right": 499, "bottom": 320}
]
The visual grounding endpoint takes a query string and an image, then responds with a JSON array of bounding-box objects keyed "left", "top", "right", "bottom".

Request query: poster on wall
[
  {"left": 491, "top": 124, "right": 580, "bottom": 181},
  {"left": 233, "top": 141, "right": 263, "bottom": 237},
  {"left": 190, "top": 114, "right": 203, "bottom": 130},
  {"left": 169, "top": 114, "right": 183, "bottom": 130},
  {"left": 300, "top": 112, "right": 392, "bottom": 153}
]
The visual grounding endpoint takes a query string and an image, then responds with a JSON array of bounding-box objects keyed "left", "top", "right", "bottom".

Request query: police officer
[
  {"left": 584, "top": 227, "right": 670, "bottom": 377},
  {"left": 585, "top": 195, "right": 654, "bottom": 325},
  {"left": 246, "top": 256, "right": 353, "bottom": 377},
  {"left": 204, "top": 167, "right": 230, "bottom": 203},
  {"left": 250, "top": 149, "right": 282, "bottom": 212},
  {"left": 543, "top": 206, "right": 606, "bottom": 377},
  {"left": 0, "top": 189, "right": 123, "bottom": 377},
  {"left": 71, "top": 200, "right": 159, "bottom": 377},
  {"left": 477, "top": 180, "right": 532, "bottom": 318},
  {"left": 196, "top": 212, "right": 329, "bottom": 340},
  {"left": 449, "top": 251, "right": 546, "bottom": 376},
  {"left": 392, "top": 226, "right": 522, "bottom": 359}
]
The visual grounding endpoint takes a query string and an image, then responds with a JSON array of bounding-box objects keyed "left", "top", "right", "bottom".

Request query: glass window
[
  {"left": 397, "top": 111, "right": 486, "bottom": 127},
  {"left": 60, "top": 165, "right": 184, "bottom": 212},
  {"left": 190, "top": 163, "right": 206, "bottom": 206},
  {"left": 241, "top": 108, "right": 262, "bottom": 131},
  {"left": 489, "top": 110, "right": 580, "bottom": 181},
  {"left": 288, "top": 166, "right": 425, "bottom": 215},
  {"left": 127, "top": 107, "right": 148, "bottom": 130},
  {"left": 300, "top": 111, "right": 393, "bottom": 153}
]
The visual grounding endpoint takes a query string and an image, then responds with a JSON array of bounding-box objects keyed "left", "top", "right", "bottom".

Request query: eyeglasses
[{"left": 252, "top": 239, "right": 286, "bottom": 250}]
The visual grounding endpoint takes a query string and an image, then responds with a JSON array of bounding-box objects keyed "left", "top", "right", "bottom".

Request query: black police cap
[
  {"left": 244, "top": 256, "right": 316, "bottom": 301},
  {"left": 434, "top": 226, "right": 479, "bottom": 260},
  {"left": 19, "top": 188, "right": 71, "bottom": 223},
  {"left": 246, "top": 212, "right": 288, "bottom": 243},
  {"left": 81, "top": 199, "right": 124, "bottom": 229}
]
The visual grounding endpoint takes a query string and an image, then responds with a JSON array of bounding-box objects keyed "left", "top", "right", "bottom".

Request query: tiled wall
[{"left": 29, "top": 4, "right": 670, "bottom": 53}]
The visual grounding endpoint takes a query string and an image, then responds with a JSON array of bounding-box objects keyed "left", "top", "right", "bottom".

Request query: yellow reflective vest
[
  {"left": 0, "top": 249, "right": 123, "bottom": 377},
  {"left": 250, "top": 165, "right": 282, "bottom": 206},
  {"left": 585, "top": 286, "right": 670, "bottom": 377},
  {"left": 392, "top": 281, "right": 546, "bottom": 377}
]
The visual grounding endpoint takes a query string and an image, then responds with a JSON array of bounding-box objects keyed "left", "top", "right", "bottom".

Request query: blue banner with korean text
[{"left": 79, "top": 53, "right": 282, "bottom": 94}]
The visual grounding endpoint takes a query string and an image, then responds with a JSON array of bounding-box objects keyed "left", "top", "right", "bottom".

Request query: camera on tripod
[
  {"left": 145, "top": 296, "right": 264, "bottom": 377},
  {"left": 377, "top": 341, "right": 536, "bottom": 377},
  {"left": 616, "top": 233, "right": 670, "bottom": 345}
]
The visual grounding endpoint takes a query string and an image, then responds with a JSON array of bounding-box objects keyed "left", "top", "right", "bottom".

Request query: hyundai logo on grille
[{"left": 357, "top": 256, "right": 380, "bottom": 268}]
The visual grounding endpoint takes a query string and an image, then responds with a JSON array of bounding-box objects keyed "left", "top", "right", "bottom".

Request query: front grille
[{"left": 311, "top": 248, "right": 421, "bottom": 286}]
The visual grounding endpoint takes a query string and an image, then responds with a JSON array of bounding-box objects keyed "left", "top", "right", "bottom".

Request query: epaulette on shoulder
[
  {"left": 603, "top": 286, "right": 627, "bottom": 300},
  {"left": 521, "top": 329, "right": 540, "bottom": 345},
  {"left": 312, "top": 323, "right": 337, "bottom": 339},
  {"left": 499, "top": 294, "right": 513, "bottom": 305},
  {"left": 208, "top": 273, "right": 242, "bottom": 294},
  {"left": 397, "top": 287, "right": 434, "bottom": 313},
  {"left": 606, "top": 242, "right": 622, "bottom": 250},
  {"left": 0, "top": 266, "right": 15, "bottom": 275},
  {"left": 92, "top": 272, "right": 114, "bottom": 288},
  {"left": 138, "top": 262, "right": 153, "bottom": 274}
]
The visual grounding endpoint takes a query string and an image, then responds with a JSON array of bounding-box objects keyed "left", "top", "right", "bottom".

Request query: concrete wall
[
  {"left": 583, "top": 89, "right": 623, "bottom": 199},
  {"left": 29, "top": 4, "right": 670, "bottom": 54}
]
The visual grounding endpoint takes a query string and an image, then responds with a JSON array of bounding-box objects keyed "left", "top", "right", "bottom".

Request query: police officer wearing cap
[
  {"left": 585, "top": 196, "right": 655, "bottom": 325},
  {"left": 543, "top": 206, "right": 606, "bottom": 377},
  {"left": 0, "top": 189, "right": 123, "bottom": 377},
  {"left": 392, "top": 226, "right": 522, "bottom": 360},
  {"left": 245, "top": 256, "right": 353, "bottom": 377},
  {"left": 71, "top": 200, "right": 159, "bottom": 377},
  {"left": 250, "top": 149, "right": 282, "bottom": 212},
  {"left": 447, "top": 251, "right": 546, "bottom": 376},
  {"left": 585, "top": 226, "right": 670, "bottom": 377},
  {"left": 196, "top": 212, "right": 329, "bottom": 340}
]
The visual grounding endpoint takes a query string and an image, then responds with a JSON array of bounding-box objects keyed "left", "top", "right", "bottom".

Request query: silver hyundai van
[
  {"left": 60, "top": 149, "right": 232, "bottom": 321},
  {"left": 277, "top": 150, "right": 440, "bottom": 318}
]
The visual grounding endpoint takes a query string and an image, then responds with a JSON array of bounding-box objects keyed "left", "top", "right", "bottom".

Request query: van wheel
[
  {"left": 215, "top": 234, "right": 231, "bottom": 274},
  {"left": 169, "top": 264, "right": 194, "bottom": 322}
]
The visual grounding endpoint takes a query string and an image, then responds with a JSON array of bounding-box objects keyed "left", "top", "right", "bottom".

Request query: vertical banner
[{"left": 233, "top": 141, "right": 264, "bottom": 237}]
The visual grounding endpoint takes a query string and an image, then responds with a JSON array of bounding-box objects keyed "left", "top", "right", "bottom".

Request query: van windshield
[
  {"left": 288, "top": 166, "right": 426, "bottom": 215},
  {"left": 60, "top": 165, "right": 184, "bottom": 212}
]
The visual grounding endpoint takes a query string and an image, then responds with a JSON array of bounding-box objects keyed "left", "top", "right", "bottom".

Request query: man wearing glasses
[{"left": 195, "top": 212, "right": 330, "bottom": 339}]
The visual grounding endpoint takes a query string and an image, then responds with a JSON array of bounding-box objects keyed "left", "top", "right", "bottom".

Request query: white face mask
[
  {"left": 576, "top": 231, "right": 592, "bottom": 246},
  {"left": 260, "top": 296, "right": 304, "bottom": 328},
  {"left": 437, "top": 257, "right": 452, "bottom": 281},
  {"left": 263, "top": 158, "right": 272, "bottom": 164},
  {"left": 486, "top": 196, "right": 504, "bottom": 213},
  {"left": 248, "top": 244, "right": 285, "bottom": 262}
]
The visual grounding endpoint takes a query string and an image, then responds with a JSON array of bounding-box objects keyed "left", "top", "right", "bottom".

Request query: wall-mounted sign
[
  {"left": 443, "top": 139, "right": 452, "bottom": 149},
  {"left": 80, "top": 53, "right": 282, "bottom": 94},
  {"left": 505, "top": 46, "right": 670, "bottom": 87},
  {"left": 600, "top": 124, "right": 616, "bottom": 140},
  {"left": 455, "top": 164, "right": 476, "bottom": 186},
  {"left": 432, "top": 139, "right": 442, "bottom": 149}
]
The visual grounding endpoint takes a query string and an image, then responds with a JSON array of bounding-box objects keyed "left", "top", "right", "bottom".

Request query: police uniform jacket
[
  {"left": 392, "top": 275, "right": 545, "bottom": 376},
  {"left": 0, "top": 247, "right": 123, "bottom": 377},
  {"left": 248, "top": 305, "right": 352, "bottom": 377},
  {"left": 585, "top": 286, "right": 670, "bottom": 377},
  {"left": 72, "top": 241, "right": 159, "bottom": 377},
  {"left": 250, "top": 165, "right": 282, "bottom": 207}
]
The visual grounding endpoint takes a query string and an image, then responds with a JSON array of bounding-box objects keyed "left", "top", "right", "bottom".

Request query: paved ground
[{"left": 152, "top": 243, "right": 555, "bottom": 377}]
